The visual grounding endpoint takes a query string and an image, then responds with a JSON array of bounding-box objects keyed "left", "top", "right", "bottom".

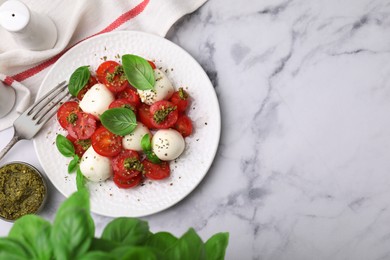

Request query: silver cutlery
[{"left": 0, "top": 81, "right": 70, "bottom": 161}]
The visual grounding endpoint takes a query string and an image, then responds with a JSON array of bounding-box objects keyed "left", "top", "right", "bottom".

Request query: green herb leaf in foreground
[
  {"left": 0, "top": 237, "right": 32, "bottom": 259},
  {"left": 100, "top": 107, "right": 137, "bottom": 136},
  {"left": 68, "top": 66, "right": 90, "bottom": 96},
  {"left": 1, "top": 189, "right": 229, "bottom": 260},
  {"left": 101, "top": 217, "right": 151, "bottom": 246},
  {"left": 165, "top": 228, "right": 206, "bottom": 260},
  {"left": 56, "top": 134, "right": 75, "bottom": 157},
  {"left": 51, "top": 189, "right": 94, "bottom": 260},
  {"left": 111, "top": 246, "right": 159, "bottom": 260},
  {"left": 205, "top": 232, "right": 230, "bottom": 260},
  {"left": 8, "top": 215, "right": 52, "bottom": 259},
  {"left": 146, "top": 232, "right": 178, "bottom": 253},
  {"left": 141, "top": 134, "right": 161, "bottom": 164},
  {"left": 122, "top": 54, "right": 155, "bottom": 90}
]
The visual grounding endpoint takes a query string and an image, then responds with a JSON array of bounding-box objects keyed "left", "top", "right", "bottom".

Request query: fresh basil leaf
[
  {"left": 122, "top": 54, "right": 155, "bottom": 90},
  {"left": 8, "top": 215, "right": 52, "bottom": 260},
  {"left": 100, "top": 108, "right": 137, "bottom": 136},
  {"left": 51, "top": 189, "right": 94, "bottom": 260},
  {"left": 79, "top": 251, "right": 116, "bottom": 260},
  {"left": 68, "top": 66, "right": 90, "bottom": 96},
  {"left": 101, "top": 217, "right": 151, "bottom": 246},
  {"left": 145, "top": 150, "right": 161, "bottom": 164},
  {"left": 121, "top": 247, "right": 159, "bottom": 260},
  {"left": 140, "top": 134, "right": 161, "bottom": 164},
  {"left": 141, "top": 134, "right": 152, "bottom": 151},
  {"left": 111, "top": 246, "right": 159, "bottom": 260},
  {"left": 165, "top": 228, "right": 206, "bottom": 260},
  {"left": 0, "top": 237, "right": 32, "bottom": 259},
  {"left": 205, "top": 232, "right": 229, "bottom": 260},
  {"left": 146, "top": 232, "right": 178, "bottom": 253},
  {"left": 68, "top": 155, "right": 79, "bottom": 173},
  {"left": 56, "top": 134, "right": 75, "bottom": 157},
  {"left": 89, "top": 238, "right": 122, "bottom": 253},
  {"left": 76, "top": 167, "right": 86, "bottom": 191}
]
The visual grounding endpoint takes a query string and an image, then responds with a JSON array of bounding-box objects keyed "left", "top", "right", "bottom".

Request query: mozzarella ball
[
  {"left": 79, "top": 83, "right": 115, "bottom": 118},
  {"left": 79, "top": 146, "right": 112, "bottom": 182},
  {"left": 152, "top": 129, "right": 185, "bottom": 161},
  {"left": 137, "top": 69, "right": 174, "bottom": 105},
  {"left": 122, "top": 122, "right": 151, "bottom": 151}
]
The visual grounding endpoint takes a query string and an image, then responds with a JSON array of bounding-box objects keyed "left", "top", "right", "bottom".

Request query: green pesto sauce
[{"left": 0, "top": 163, "right": 46, "bottom": 221}]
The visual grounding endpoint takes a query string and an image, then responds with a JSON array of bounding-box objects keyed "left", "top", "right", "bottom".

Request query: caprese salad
[{"left": 55, "top": 54, "right": 193, "bottom": 189}]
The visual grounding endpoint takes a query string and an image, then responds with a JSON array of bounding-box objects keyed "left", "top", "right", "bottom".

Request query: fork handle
[{"left": 0, "top": 135, "right": 21, "bottom": 162}]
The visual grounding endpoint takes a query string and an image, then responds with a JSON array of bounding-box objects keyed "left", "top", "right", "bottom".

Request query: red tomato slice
[
  {"left": 175, "top": 115, "right": 193, "bottom": 137},
  {"left": 108, "top": 98, "right": 137, "bottom": 113},
  {"left": 138, "top": 103, "right": 155, "bottom": 129},
  {"left": 66, "top": 135, "right": 91, "bottom": 157},
  {"left": 142, "top": 160, "right": 170, "bottom": 180},
  {"left": 77, "top": 76, "right": 98, "bottom": 101},
  {"left": 113, "top": 173, "right": 142, "bottom": 189},
  {"left": 66, "top": 112, "right": 96, "bottom": 140},
  {"left": 111, "top": 150, "right": 142, "bottom": 179},
  {"left": 170, "top": 88, "right": 189, "bottom": 112},
  {"left": 117, "top": 87, "right": 141, "bottom": 108},
  {"left": 96, "top": 60, "right": 129, "bottom": 93},
  {"left": 150, "top": 100, "right": 178, "bottom": 129},
  {"left": 91, "top": 126, "right": 122, "bottom": 157},
  {"left": 57, "top": 101, "right": 80, "bottom": 129}
]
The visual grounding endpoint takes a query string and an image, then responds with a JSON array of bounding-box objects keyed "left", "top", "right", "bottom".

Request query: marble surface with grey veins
[{"left": 1, "top": 0, "right": 390, "bottom": 259}]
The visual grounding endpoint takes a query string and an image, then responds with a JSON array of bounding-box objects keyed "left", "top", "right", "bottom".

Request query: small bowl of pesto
[{"left": 0, "top": 162, "right": 47, "bottom": 222}]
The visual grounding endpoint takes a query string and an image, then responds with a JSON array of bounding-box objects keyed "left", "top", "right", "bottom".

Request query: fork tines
[{"left": 26, "top": 81, "right": 71, "bottom": 126}]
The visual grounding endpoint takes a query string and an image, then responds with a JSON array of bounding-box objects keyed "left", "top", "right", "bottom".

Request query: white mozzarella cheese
[
  {"left": 137, "top": 69, "right": 174, "bottom": 105},
  {"left": 152, "top": 129, "right": 185, "bottom": 161},
  {"left": 122, "top": 122, "right": 151, "bottom": 151},
  {"left": 79, "top": 83, "right": 115, "bottom": 118},
  {"left": 79, "top": 146, "right": 112, "bottom": 182}
]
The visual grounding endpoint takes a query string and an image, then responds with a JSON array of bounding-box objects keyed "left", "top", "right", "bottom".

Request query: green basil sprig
[
  {"left": 56, "top": 134, "right": 81, "bottom": 174},
  {"left": 1, "top": 189, "right": 229, "bottom": 259},
  {"left": 56, "top": 134, "right": 75, "bottom": 157},
  {"left": 122, "top": 54, "right": 155, "bottom": 90},
  {"left": 100, "top": 108, "right": 137, "bottom": 136},
  {"left": 141, "top": 134, "right": 161, "bottom": 164},
  {"left": 68, "top": 66, "right": 90, "bottom": 96}
]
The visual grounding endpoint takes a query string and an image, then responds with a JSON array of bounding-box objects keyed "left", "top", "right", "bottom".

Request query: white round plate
[{"left": 33, "top": 31, "right": 221, "bottom": 217}]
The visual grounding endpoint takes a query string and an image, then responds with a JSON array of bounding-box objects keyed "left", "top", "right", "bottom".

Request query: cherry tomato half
[
  {"left": 57, "top": 101, "right": 80, "bottom": 129},
  {"left": 170, "top": 88, "right": 189, "bottom": 112},
  {"left": 142, "top": 160, "right": 170, "bottom": 180},
  {"left": 66, "top": 135, "right": 91, "bottom": 157},
  {"left": 175, "top": 115, "right": 193, "bottom": 137},
  {"left": 117, "top": 87, "right": 141, "bottom": 108},
  {"left": 91, "top": 126, "right": 122, "bottom": 157},
  {"left": 66, "top": 112, "right": 97, "bottom": 140},
  {"left": 96, "top": 60, "right": 129, "bottom": 93},
  {"left": 109, "top": 98, "right": 137, "bottom": 113},
  {"left": 137, "top": 103, "right": 155, "bottom": 129},
  {"left": 150, "top": 100, "right": 178, "bottom": 129},
  {"left": 111, "top": 150, "right": 142, "bottom": 180},
  {"left": 77, "top": 76, "right": 98, "bottom": 101},
  {"left": 113, "top": 173, "right": 143, "bottom": 189}
]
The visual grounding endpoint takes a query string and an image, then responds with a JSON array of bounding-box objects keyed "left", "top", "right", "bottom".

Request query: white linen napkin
[{"left": 0, "top": 0, "right": 207, "bottom": 131}]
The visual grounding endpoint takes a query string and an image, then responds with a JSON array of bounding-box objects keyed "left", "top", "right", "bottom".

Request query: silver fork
[{"left": 0, "top": 81, "right": 70, "bottom": 161}]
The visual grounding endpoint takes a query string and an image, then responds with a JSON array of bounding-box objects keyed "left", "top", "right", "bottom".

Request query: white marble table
[{"left": 2, "top": 0, "right": 390, "bottom": 259}]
